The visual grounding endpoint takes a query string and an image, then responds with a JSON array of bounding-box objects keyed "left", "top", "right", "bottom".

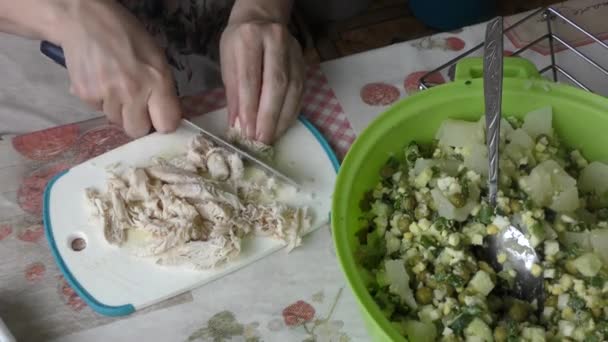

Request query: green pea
[
  {"left": 508, "top": 300, "right": 529, "bottom": 322},
  {"left": 415, "top": 287, "right": 433, "bottom": 305}
]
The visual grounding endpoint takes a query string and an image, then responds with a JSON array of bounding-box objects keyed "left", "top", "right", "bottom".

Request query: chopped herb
[
  {"left": 590, "top": 276, "right": 605, "bottom": 288},
  {"left": 598, "top": 321, "right": 608, "bottom": 335},
  {"left": 529, "top": 223, "right": 546, "bottom": 240},
  {"left": 356, "top": 232, "right": 386, "bottom": 269},
  {"left": 359, "top": 190, "right": 374, "bottom": 211},
  {"left": 584, "top": 336, "right": 600, "bottom": 342},
  {"left": 598, "top": 208, "right": 608, "bottom": 221},
  {"left": 420, "top": 235, "right": 436, "bottom": 248},
  {"left": 565, "top": 244, "right": 583, "bottom": 258},
  {"left": 374, "top": 291, "right": 396, "bottom": 317},
  {"left": 356, "top": 226, "right": 369, "bottom": 245},
  {"left": 570, "top": 222, "right": 588, "bottom": 233},
  {"left": 419, "top": 142, "right": 436, "bottom": 159},
  {"left": 405, "top": 142, "right": 421, "bottom": 163},
  {"left": 506, "top": 116, "right": 521, "bottom": 128},
  {"left": 544, "top": 208, "right": 557, "bottom": 222},
  {"left": 568, "top": 295, "right": 586, "bottom": 310},
  {"left": 436, "top": 272, "right": 465, "bottom": 288},
  {"left": 506, "top": 319, "right": 519, "bottom": 340},
  {"left": 381, "top": 157, "right": 400, "bottom": 178},
  {"left": 434, "top": 217, "right": 457, "bottom": 232},
  {"left": 477, "top": 205, "right": 493, "bottom": 225},
  {"left": 523, "top": 198, "right": 534, "bottom": 211},
  {"left": 449, "top": 313, "right": 474, "bottom": 333}
]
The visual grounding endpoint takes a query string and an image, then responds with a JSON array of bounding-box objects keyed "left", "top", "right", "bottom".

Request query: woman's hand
[
  {"left": 220, "top": 0, "right": 304, "bottom": 145},
  {"left": 56, "top": 0, "right": 182, "bottom": 138}
]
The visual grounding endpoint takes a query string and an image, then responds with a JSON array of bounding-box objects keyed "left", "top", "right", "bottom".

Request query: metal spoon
[{"left": 481, "top": 17, "right": 544, "bottom": 305}]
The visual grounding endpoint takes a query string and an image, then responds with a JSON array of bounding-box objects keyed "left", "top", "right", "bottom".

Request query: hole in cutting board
[{"left": 68, "top": 234, "right": 87, "bottom": 252}]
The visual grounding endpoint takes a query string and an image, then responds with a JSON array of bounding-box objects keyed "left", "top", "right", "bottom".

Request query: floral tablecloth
[{"left": 1, "top": 1, "right": 607, "bottom": 341}]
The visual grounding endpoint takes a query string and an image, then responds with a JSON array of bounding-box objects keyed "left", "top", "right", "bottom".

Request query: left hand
[{"left": 220, "top": 16, "right": 304, "bottom": 145}]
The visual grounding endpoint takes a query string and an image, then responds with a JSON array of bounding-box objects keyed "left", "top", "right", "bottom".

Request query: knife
[{"left": 39, "top": 41, "right": 300, "bottom": 188}]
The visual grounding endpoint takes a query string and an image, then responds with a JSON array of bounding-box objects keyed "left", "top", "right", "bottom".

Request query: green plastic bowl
[{"left": 331, "top": 57, "right": 608, "bottom": 341}]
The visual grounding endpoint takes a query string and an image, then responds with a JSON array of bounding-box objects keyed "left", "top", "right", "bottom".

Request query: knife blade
[{"left": 39, "top": 41, "right": 300, "bottom": 188}]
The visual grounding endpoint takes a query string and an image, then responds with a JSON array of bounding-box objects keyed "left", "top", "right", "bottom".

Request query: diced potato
[
  {"left": 468, "top": 270, "right": 495, "bottom": 296},
  {"left": 520, "top": 160, "right": 578, "bottom": 212},
  {"left": 508, "top": 128, "right": 535, "bottom": 148},
  {"left": 501, "top": 118, "right": 515, "bottom": 141},
  {"left": 572, "top": 252, "right": 602, "bottom": 277},
  {"left": 385, "top": 259, "right": 417, "bottom": 309},
  {"left": 464, "top": 144, "right": 488, "bottom": 178},
  {"left": 590, "top": 229, "right": 608, "bottom": 264},
  {"left": 436, "top": 119, "right": 484, "bottom": 148},
  {"left": 550, "top": 186, "right": 579, "bottom": 213},
  {"left": 505, "top": 129, "right": 536, "bottom": 167},
  {"left": 579, "top": 161, "right": 608, "bottom": 194},
  {"left": 519, "top": 164, "right": 553, "bottom": 206},
  {"left": 403, "top": 320, "right": 437, "bottom": 342},
  {"left": 418, "top": 305, "right": 440, "bottom": 323},
  {"left": 522, "top": 327, "right": 546, "bottom": 342},
  {"left": 431, "top": 185, "right": 480, "bottom": 222},
  {"left": 560, "top": 231, "right": 592, "bottom": 250},
  {"left": 522, "top": 106, "right": 553, "bottom": 139},
  {"left": 464, "top": 318, "right": 493, "bottom": 341},
  {"left": 558, "top": 320, "right": 575, "bottom": 337}
]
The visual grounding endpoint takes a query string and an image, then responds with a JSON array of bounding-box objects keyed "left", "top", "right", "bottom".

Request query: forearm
[
  {"left": 228, "top": 0, "right": 294, "bottom": 24},
  {"left": 0, "top": 0, "right": 65, "bottom": 42}
]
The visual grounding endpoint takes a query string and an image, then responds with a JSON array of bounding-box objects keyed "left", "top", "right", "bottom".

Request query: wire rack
[{"left": 418, "top": 6, "right": 608, "bottom": 93}]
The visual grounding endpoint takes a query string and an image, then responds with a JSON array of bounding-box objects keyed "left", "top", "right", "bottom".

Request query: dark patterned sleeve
[{"left": 117, "top": 0, "right": 235, "bottom": 95}]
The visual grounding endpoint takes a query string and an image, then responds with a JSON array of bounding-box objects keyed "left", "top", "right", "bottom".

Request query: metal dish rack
[{"left": 418, "top": 6, "right": 608, "bottom": 93}]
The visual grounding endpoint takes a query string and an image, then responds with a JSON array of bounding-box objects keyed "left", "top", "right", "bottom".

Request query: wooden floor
[{"left": 298, "top": 0, "right": 563, "bottom": 63}]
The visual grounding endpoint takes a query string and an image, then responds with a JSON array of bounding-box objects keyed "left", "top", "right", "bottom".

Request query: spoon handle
[{"left": 483, "top": 17, "right": 504, "bottom": 207}]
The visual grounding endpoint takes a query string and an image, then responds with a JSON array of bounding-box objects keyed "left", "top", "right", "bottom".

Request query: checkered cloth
[
  {"left": 301, "top": 65, "right": 356, "bottom": 159},
  {"left": 181, "top": 64, "right": 356, "bottom": 160}
]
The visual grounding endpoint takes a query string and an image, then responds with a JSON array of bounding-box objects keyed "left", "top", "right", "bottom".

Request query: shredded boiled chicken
[
  {"left": 85, "top": 134, "right": 310, "bottom": 270},
  {"left": 226, "top": 122, "right": 275, "bottom": 161}
]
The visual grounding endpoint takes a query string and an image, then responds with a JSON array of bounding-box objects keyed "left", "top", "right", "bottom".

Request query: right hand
[{"left": 53, "top": 0, "right": 181, "bottom": 138}]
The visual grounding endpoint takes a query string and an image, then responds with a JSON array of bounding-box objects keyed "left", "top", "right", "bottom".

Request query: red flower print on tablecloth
[
  {"left": 412, "top": 36, "right": 466, "bottom": 51},
  {"left": 25, "top": 262, "right": 46, "bottom": 282},
  {"left": 57, "top": 275, "right": 87, "bottom": 311},
  {"left": 275, "top": 288, "right": 350, "bottom": 341},
  {"left": 282, "top": 300, "right": 316, "bottom": 327},
  {"left": 404, "top": 71, "right": 446, "bottom": 95},
  {"left": 12, "top": 124, "right": 80, "bottom": 161},
  {"left": 0, "top": 225, "right": 12, "bottom": 240},
  {"left": 360, "top": 83, "right": 400, "bottom": 106},
  {"left": 17, "top": 163, "right": 71, "bottom": 216},
  {"left": 75, "top": 126, "right": 131, "bottom": 163},
  {"left": 17, "top": 224, "right": 44, "bottom": 243}
]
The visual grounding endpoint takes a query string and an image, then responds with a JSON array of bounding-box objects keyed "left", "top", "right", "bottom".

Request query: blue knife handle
[{"left": 40, "top": 41, "right": 66, "bottom": 68}]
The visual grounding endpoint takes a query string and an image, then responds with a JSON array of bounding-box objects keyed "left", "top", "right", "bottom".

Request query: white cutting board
[{"left": 43, "top": 109, "right": 339, "bottom": 317}]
